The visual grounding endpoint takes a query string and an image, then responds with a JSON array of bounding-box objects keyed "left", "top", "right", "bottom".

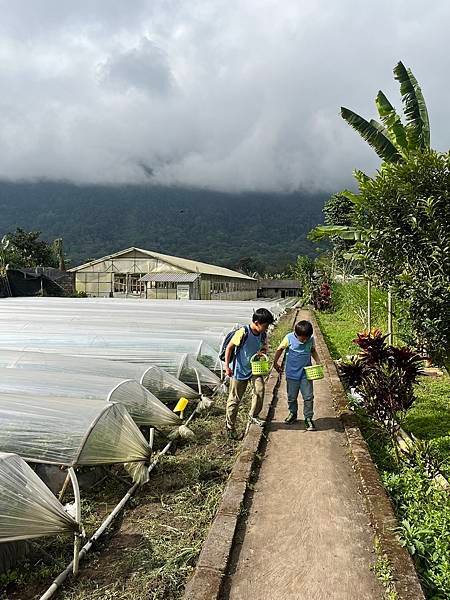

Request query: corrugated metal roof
[
  {"left": 139, "top": 272, "right": 200, "bottom": 283},
  {"left": 70, "top": 247, "right": 256, "bottom": 281}
]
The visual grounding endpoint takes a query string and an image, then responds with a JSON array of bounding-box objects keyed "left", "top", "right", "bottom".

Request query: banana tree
[{"left": 341, "top": 61, "right": 430, "bottom": 162}]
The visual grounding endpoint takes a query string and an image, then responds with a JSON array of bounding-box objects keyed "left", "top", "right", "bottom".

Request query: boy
[
  {"left": 224, "top": 308, "right": 274, "bottom": 439},
  {"left": 273, "top": 320, "right": 320, "bottom": 430}
]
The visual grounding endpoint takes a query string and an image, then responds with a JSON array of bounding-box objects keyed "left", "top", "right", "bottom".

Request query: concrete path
[{"left": 223, "top": 313, "right": 384, "bottom": 600}]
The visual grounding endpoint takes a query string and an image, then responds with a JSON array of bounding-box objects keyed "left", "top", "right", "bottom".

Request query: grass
[
  {"left": 316, "top": 281, "right": 450, "bottom": 599},
  {"left": 1, "top": 314, "right": 295, "bottom": 600},
  {"left": 373, "top": 537, "right": 399, "bottom": 600}
]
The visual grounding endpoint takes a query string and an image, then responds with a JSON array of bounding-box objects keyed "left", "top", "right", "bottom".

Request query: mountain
[{"left": 0, "top": 181, "right": 327, "bottom": 272}]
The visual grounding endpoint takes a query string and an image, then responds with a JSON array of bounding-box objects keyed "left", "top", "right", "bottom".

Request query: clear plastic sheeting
[
  {"left": 0, "top": 395, "right": 151, "bottom": 483},
  {"left": 140, "top": 365, "right": 199, "bottom": 402},
  {"left": 0, "top": 368, "right": 184, "bottom": 429},
  {"left": 0, "top": 452, "right": 78, "bottom": 542},
  {"left": 0, "top": 350, "right": 198, "bottom": 400},
  {"left": 0, "top": 332, "right": 219, "bottom": 367},
  {"left": 178, "top": 354, "right": 221, "bottom": 392}
]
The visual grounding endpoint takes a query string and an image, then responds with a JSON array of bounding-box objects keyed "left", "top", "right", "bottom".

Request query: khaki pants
[{"left": 226, "top": 376, "right": 265, "bottom": 430}]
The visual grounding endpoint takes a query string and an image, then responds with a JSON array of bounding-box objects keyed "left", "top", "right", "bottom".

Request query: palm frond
[
  {"left": 341, "top": 107, "right": 402, "bottom": 163},
  {"left": 375, "top": 91, "right": 408, "bottom": 152},
  {"left": 309, "top": 225, "right": 366, "bottom": 241},
  {"left": 393, "top": 62, "right": 430, "bottom": 149}
]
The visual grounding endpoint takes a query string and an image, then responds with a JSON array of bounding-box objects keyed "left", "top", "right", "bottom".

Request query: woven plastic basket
[
  {"left": 250, "top": 354, "right": 270, "bottom": 376},
  {"left": 304, "top": 365, "right": 324, "bottom": 381}
]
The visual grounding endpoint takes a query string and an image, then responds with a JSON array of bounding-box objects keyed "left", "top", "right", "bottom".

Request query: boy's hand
[
  {"left": 274, "top": 362, "right": 282, "bottom": 373},
  {"left": 225, "top": 366, "right": 233, "bottom": 378}
]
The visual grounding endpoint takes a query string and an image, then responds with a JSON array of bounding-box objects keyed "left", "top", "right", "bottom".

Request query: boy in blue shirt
[
  {"left": 224, "top": 308, "right": 274, "bottom": 439},
  {"left": 273, "top": 320, "right": 321, "bottom": 430}
]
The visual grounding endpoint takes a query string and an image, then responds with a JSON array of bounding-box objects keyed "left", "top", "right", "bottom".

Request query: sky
[{"left": 0, "top": 0, "right": 448, "bottom": 192}]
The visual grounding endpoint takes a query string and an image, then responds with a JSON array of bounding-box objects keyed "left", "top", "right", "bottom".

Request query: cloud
[{"left": 0, "top": 0, "right": 448, "bottom": 192}]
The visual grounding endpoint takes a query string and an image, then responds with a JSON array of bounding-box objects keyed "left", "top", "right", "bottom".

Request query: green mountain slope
[{"left": 0, "top": 182, "right": 327, "bottom": 272}]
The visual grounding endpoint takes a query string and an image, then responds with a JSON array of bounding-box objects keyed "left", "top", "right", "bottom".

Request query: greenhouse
[
  {"left": 0, "top": 368, "right": 188, "bottom": 433},
  {"left": 0, "top": 350, "right": 200, "bottom": 402},
  {"left": 0, "top": 452, "right": 79, "bottom": 543},
  {"left": 0, "top": 395, "right": 152, "bottom": 483},
  {"left": 0, "top": 331, "right": 220, "bottom": 369}
]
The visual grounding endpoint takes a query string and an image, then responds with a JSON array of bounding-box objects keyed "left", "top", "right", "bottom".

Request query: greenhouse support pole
[
  {"left": 387, "top": 289, "right": 393, "bottom": 345},
  {"left": 58, "top": 471, "right": 71, "bottom": 502},
  {"left": 367, "top": 280, "right": 372, "bottom": 331},
  {"left": 68, "top": 468, "right": 81, "bottom": 576},
  {"left": 193, "top": 368, "right": 203, "bottom": 396},
  {"left": 149, "top": 427, "right": 155, "bottom": 449}
]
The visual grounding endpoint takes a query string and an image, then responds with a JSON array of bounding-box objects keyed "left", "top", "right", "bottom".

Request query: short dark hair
[
  {"left": 252, "top": 308, "right": 275, "bottom": 325},
  {"left": 295, "top": 320, "right": 313, "bottom": 338}
]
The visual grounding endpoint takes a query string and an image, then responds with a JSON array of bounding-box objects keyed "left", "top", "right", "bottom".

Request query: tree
[
  {"left": 233, "top": 256, "right": 265, "bottom": 277},
  {"left": 352, "top": 151, "right": 450, "bottom": 366},
  {"left": 4, "top": 228, "right": 58, "bottom": 268},
  {"left": 341, "top": 61, "right": 430, "bottom": 163}
]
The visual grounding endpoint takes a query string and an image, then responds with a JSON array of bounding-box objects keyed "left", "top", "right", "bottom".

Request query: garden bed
[
  {"left": 0, "top": 315, "right": 294, "bottom": 600},
  {"left": 316, "top": 281, "right": 450, "bottom": 599}
]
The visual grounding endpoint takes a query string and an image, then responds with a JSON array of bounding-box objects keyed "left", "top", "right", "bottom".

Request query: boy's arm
[
  {"left": 273, "top": 335, "right": 289, "bottom": 372},
  {"left": 224, "top": 327, "right": 246, "bottom": 377},
  {"left": 311, "top": 346, "right": 320, "bottom": 363},
  {"left": 273, "top": 347, "right": 284, "bottom": 372},
  {"left": 224, "top": 342, "right": 236, "bottom": 377}
]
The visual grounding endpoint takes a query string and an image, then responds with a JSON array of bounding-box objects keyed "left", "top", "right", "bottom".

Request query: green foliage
[
  {"left": 315, "top": 281, "right": 392, "bottom": 358},
  {"left": 341, "top": 61, "right": 430, "bottom": 161},
  {"left": 291, "top": 255, "right": 315, "bottom": 304},
  {"left": 382, "top": 466, "right": 450, "bottom": 597},
  {"left": 339, "top": 330, "right": 423, "bottom": 438},
  {"left": 323, "top": 193, "right": 355, "bottom": 227},
  {"left": 353, "top": 150, "right": 450, "bottom": 365},
  {"left": 3, "top": 228, "right": 58, "bottom": 268},
  {"left": 341, "top": 107, "right": 403, "bottom": 163},
  {"left": 393, "top": 62, "right": 430, "bottom": 150}
]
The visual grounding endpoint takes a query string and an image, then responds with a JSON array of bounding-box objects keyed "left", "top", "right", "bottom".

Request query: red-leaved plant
[{"left": 339, "top": 329, "right": 425, "bottom": 443}]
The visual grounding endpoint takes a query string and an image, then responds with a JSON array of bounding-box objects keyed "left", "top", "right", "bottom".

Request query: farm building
[
  {"left": 69, "top": 247, "right": 257, "bottom": 300},
  {"left": 257, "top": 279, "right": 300, "bottom": 299}
]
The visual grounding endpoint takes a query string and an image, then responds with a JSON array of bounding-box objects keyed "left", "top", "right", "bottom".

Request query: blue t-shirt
[
  {"left": 231, "top": 325, "right": 266, "bottom": 380},
  {"left": 282, "top": 333, "right": 314, "bottom": 380}
]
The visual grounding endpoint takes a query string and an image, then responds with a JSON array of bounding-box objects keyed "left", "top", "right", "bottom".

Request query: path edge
[{"left": 308, "top": 309, "right": 425, "bottom": 600}]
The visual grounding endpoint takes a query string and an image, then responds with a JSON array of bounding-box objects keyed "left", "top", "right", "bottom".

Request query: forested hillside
[{"left": 0, "top": 181, "right": 326, "bottom": 272}]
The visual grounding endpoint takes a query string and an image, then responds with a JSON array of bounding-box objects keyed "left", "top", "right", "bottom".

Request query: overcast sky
[{"left": 0, "top": 0, "right": 448, "bottom": 192}]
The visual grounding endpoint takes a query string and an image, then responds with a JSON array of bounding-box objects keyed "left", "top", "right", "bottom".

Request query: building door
[{"left": 176, "top": 284, "right": 190, "bottom": 300}]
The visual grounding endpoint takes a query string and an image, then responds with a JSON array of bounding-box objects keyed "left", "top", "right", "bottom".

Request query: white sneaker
[{"left": 250, "top": 417, "right": 265, "bottom": 427}]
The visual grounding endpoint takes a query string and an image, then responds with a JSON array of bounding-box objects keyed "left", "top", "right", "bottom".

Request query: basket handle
[{"left": 250, "top": 353, "right": 268, "bottom": 362}]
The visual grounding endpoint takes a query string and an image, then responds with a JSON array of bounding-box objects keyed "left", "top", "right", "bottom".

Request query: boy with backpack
[
  {"left": 223, "top": 308, "right": 274, "bottom": 439},
  {"left": 273, "top": 319, "right": 320, "bottom": 430}
]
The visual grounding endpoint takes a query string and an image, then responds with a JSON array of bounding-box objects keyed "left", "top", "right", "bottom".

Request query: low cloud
[{"left": 0, "top": 0, "right": 448, "bottom": 192}]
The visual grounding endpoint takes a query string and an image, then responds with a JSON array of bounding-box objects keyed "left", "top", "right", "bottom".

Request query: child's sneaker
[
  {"left": 284, "top": 412, "right": 297, "bottom": 424},
  {"left": 250, "top": 416, "right": 265, "bottom": 427},
  {"left": 305, "top": 418, "right": 316, "bottom": 431}
]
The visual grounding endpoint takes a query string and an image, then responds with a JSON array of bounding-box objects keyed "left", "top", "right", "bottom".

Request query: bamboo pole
[{"left": 387, "top": 288, "right": 393, "bottom": 345}]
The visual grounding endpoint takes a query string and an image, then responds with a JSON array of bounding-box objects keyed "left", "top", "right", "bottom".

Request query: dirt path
[{"left": 222, "top": 311, "right": 384, "bottom": 600}]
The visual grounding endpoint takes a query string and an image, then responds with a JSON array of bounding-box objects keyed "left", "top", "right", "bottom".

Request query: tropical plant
[
  {"left": 341, "top": 61, "right": 430, "bottom": 163},
  {"left": 339, "top": 330, "right": 424, "bottom": 440}
]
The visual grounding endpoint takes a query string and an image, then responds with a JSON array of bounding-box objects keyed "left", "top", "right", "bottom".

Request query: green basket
[
  {"left": 250, "top": 354, "right": 270, "bottom": 376},
  {"left": 304, "top": 365, "right": 324, "bottom": 381}
]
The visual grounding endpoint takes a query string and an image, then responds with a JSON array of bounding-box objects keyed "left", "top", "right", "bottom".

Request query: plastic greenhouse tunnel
[
  {"left": 0, "top": 350, "right": 200, "bottom": 402},
  {"left": 0, "top": 452, "right": 79, "bottom": 542},
  {"left": 0, "top": 368, "right": 192, "bottom": 437},
  {"left": 0, "top": 394, "right": 152, "bottom": 484},
  {"left": 0, "top": 332, "right": 220, "bottom": 370}
]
